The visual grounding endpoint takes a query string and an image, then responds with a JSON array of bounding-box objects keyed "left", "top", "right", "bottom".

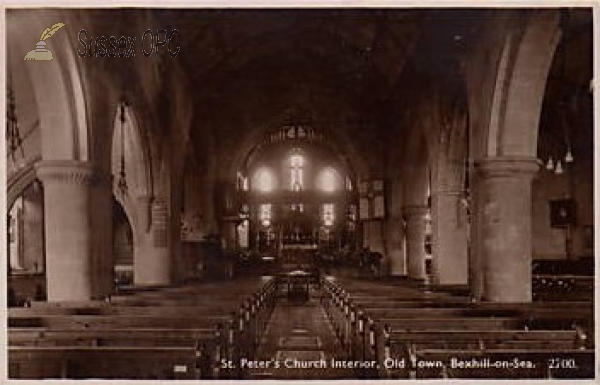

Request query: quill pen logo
[{"left": 24, "top": 23, "right": 66, "bottom": 61}]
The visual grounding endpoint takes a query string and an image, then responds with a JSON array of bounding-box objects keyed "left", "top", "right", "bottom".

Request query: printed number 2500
[{"left": 548, "top": 358, "right": 577, "bottom": 369}]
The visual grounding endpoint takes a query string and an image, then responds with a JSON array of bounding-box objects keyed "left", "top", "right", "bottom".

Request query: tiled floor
[{"left": 248, "top": 285, "right": 356, "bottom": 379}]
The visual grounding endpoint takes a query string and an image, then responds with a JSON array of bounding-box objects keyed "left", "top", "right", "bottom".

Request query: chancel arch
[{"left": 234, "top": 125, "right": 360, "bottom": 266}]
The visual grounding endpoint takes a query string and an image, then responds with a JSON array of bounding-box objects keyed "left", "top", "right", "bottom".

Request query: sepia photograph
[{"left": 3, "top": 3, "right": 597, "bottom": 382}]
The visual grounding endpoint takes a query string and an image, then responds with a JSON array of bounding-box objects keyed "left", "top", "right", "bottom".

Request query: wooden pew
[
  {"left": 8, "top": 314, "right": 233, "bottom": 329},
  {"left": 320, "top": 276, "right": 594, "bottom": 380},
  {"left": 9, "top": 327, "right": 219, "bottom": 346},
  {"left": 8, "top": 277, "right": 279, "bottom": 379},
  {"left": 386, "top": 329, "right": 581, "bottom": 350},
  {"left": 533, "top": 274, "right": 594, "bottom": 301},
  {"left": 11, "top": 302, "right": 246, "bottom": 316},
  {"left": 9, "top": 346, "right": 207, "bottom": 379}
]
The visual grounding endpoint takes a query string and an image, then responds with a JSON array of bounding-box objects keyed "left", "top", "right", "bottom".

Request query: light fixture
[
  {"left": 6, "top": 74, "right": 25, "bottom": 167},
  {"left": 545, "top": 10, "right": 575, "bottom": 175},
  {"left": 117, "top": 102, "right": 128, "bottom": 194},
  {"left": 565, "top": 148, "right": 574, "bottom": 163},
  {"left": 555, "top": 160, "right": 563, "bottom": 175}
]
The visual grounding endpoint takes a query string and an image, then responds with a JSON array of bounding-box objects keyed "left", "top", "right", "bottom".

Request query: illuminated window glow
[
  {"left": 323, "top": 203, "right": 335, "bottom": 226},
  {"left": 252, "top": 168, "right": 276, "bottom": 192},
  {"left": 291, "top": 169, "right": 303, "bottom": 191},
  {"left": 260, "top": 204, "right": 272, "bottom": 226},
  {"left": 292, "top": 203, "right": 304, "bottom": 212},
  {"left": 290, "top": 153, "right": 305, "bottom": 191},
  {"left": 291, "top": 154, "right": 304, "bottom": 167},
  {"left": 237, "top": 172, "right": 249, "bottom": 191},
  {"left": 316, "top": 167, "right": 340, "bottom": 192}
]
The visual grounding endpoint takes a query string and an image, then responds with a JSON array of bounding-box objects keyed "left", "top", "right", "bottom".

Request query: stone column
[
  {"left": 385, "top": 216, "right": 406, "bottom": 276},
  {"left": 90, "top": 171, "right": 114, "bottom": 298},
  {"left": 22, "top": 182, "right": 45, "bottom": 274},
  {"left": 137, "top": 195, "right": 153, "bottom": 233},
  {"left": 475, "top": 156, "right": 539, "bottom": 302},
  {"left": 364, "top": 220, "right": 385, "bottom": 255},
  {"left": 469, "top": 180, "right": 484, "bottom": 300},
  {"left": 403, "top": 205, "right": 429, "bottom": 280},
  {"left": 431, "top": 190, "right": 469, "bottom": 285},
  {"left": 36, "top": 160, "right": 94, "bottom": 301},
  {"left": 134, "top": 197, "right": 171, "bottom": 285}
]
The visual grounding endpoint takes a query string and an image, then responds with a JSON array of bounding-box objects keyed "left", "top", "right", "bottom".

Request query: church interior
[{"left": 5, "top": 8, "right": 595, "bottom": 380}]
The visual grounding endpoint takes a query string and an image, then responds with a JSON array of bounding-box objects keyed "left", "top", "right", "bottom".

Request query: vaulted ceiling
[{"left": 155, "top": 9, "right": 475, "bottom": 173}]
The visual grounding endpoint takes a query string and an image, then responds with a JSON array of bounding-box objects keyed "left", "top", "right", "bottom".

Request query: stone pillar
[
  {"left": 469, "top": 180, "right": 484, "bottom": 300},
  {"left": 364, "top": 220, "right": 385, "bottom": 255},
  {"left": 431, "top": 190, "right": 469, "bottom": 285},
  {"left": 475, "top": 156, "right": 539, "bottom": 302},
  {"left": 385, "top": 216, "right": 406, "bottom": 276},
  {"left": 22, "top": 182, "right": 45, "bottom": 274},
  {"left": 90, "top": 172, "right": 114, "bottom": 298},
  {"left": 134, "top": 197, "right": 171, "bottom": 285},
  {"left": 36, "top": 160, "right": 94, "bottom": 301},
  {"left": 137, "top": 195, "right": 153, "bottom": 233},
  {"left": 403, "top": 205, "right": 429, "bottom": 280}
]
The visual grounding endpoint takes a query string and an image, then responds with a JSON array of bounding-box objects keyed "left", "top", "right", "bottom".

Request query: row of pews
[
  {"left": 8, "top": 277, "right": 278, "bottom": 379},
  {"left": 532, "top": 259, "right": 594, "bottom": 301},
  {"left": 320, "top": 277, "right": 594, "bottom": 379}
]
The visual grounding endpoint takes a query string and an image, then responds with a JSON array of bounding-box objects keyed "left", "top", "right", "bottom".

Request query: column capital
[
  {"left": 431, "top": 189, "right": 463, "bottom": 197},
  {"left": 36, "top": 160, "right": 95, "bottom": 186},
  {"left": 137, "top": 194, "right": 153, "bottom": 202},
  {"left": 476, "top": 156, "right": 540, "bottom": 179},
  {"left": 402, "top": 204, "right": 429, "bottom": 218},
  {"left": 151, "top": 197, "right": 168, "bottom": 210}
]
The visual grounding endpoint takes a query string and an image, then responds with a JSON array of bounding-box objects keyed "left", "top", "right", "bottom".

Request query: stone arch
[
  {"left": 223, "top": 117, "right": 371, "bottom": 184},
  {"left": 468, "top": 10, "right": 562, "bottom": 302},
  {"left": 7, "top": 164, "right": 38, "bottom": 210},
  {"left": 7, "top": 15, "right": 90, "bottom": 161},
  {"left": 111, "top": 102, "right": 153, "bottom": 243},
  {"left": 488, "top": 11, "right": 561, "bottom": 157}
]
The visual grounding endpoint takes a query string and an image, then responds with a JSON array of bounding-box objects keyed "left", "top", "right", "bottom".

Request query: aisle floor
[{"left": 248, "top": 285, "right": 356, "bottom": 379}]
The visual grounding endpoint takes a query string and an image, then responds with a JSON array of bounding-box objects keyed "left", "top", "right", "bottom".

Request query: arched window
[
  {"left": 322, "top": 203, "right": 335, "bottom": 227},
  {"left": 7, "top": 180, "right": 44, "bottom": 275},
  {"left": 259, "top": 204, "right": 272, "bottom": 227},
  {"left": 8, "top": 197, "right": 24, "bottom": 271},
  {"left": 316, "top": 167, "right": 341, "bottom": 192},
  {"left": 237, "top": 172, "right": 249, "bottom": 191},
  {"left": 252, "top": 167, "right": 276, "bottom": 192},
  {"left": 290, "top": 152, "right": 305, "bottom": 191}
]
